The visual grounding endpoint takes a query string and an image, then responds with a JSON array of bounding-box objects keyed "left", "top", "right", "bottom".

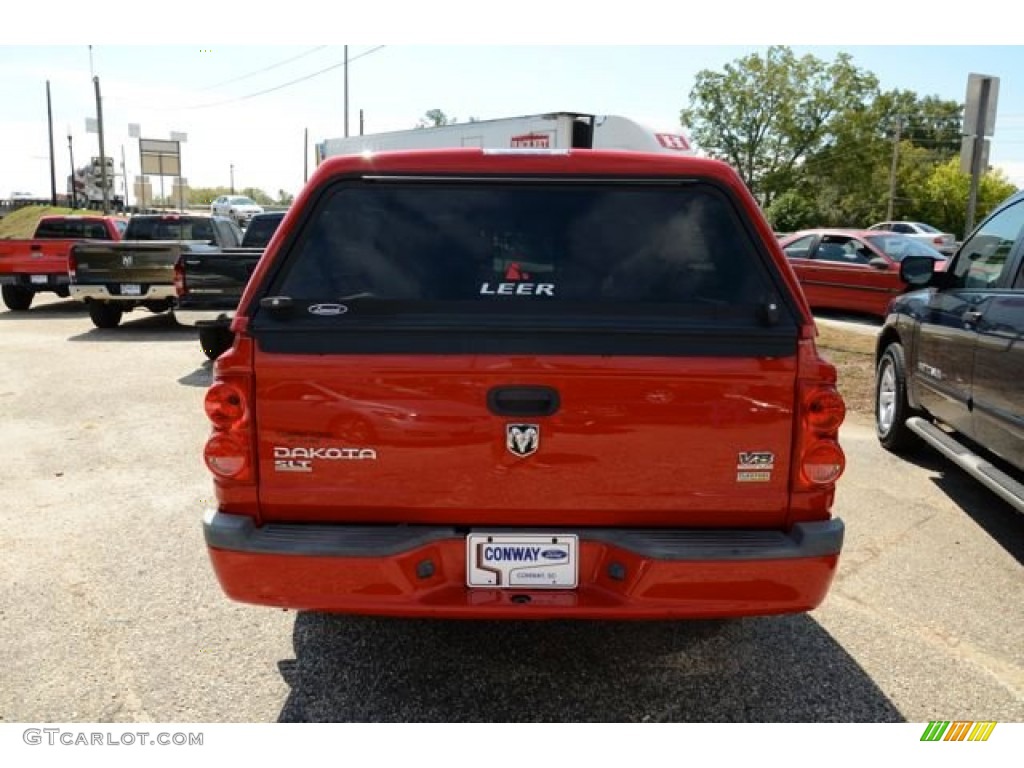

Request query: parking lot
[{"left": 1, "top": 295, "right": 1021, "bottom": 722}]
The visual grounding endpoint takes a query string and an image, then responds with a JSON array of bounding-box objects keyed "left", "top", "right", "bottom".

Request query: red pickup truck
[
  {"left": 202, "top": 149, "right": 848, "bottom": 619},
  {"left": 0, "top": 214, "right": 127, "bottom": 310}
]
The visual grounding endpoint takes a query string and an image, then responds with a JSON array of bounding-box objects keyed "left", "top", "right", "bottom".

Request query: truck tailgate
[
  {"left": 0, "top": 239, "right": 78, "bottom": 275},
  {"left": 72, "top": 242, "right": 183, "bottom": 285},
  {"left": 253, "top": 350, "right": 797, "bottom": 527}
]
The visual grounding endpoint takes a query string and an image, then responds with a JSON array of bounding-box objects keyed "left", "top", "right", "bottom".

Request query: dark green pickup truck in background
[{"left": 69, "top": 213, "right": 242, "bottom": 328}]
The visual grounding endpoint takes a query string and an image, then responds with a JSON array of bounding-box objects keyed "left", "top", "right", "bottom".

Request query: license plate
[
  {"left": 120, "top": 284, "right": 142, "bottom": 296},
  {"left": 30, "top": 275, "right": 48, "bottom": 285},
  {"left": 466, "top": 533, "right": 578, "bottom": 589}
]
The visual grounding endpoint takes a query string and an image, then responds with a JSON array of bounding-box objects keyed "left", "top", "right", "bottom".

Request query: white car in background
[
  {"left": 210, "top": 195, "right": 264, "bottom": 228},
  {"left": 867, "top": 220, "right": 957, "bottom": 256}
]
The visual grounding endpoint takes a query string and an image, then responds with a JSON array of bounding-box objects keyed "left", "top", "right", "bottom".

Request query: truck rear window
[
  {"left": 35, "top": 219, "right": 113, "bottom": 239},
  {"left": 263, "top": 179, "right": 792, "bottom": 329},
  {"left": 126, "top": 218, "right": 216, "bottom": 241}
]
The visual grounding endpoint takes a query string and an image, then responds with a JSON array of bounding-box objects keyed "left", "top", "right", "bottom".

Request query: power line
[
  {"left": 198, "top": 46, "right": 329, "bottom": 91},
  {"left": 109, "top": 46, "right": 387, "bottom": 112},
  {"left": 178, "top": 45, "right": 387, "bottom": 110}
]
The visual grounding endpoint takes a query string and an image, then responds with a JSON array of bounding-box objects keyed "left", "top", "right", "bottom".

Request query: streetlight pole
[{"left": 230, "top": 164, "right": 235, "bottom": 194}]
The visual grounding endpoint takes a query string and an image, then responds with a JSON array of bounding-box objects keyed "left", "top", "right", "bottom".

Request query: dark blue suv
[{"left": 874, "top": 191, "right": 1024, "bottom": 513}]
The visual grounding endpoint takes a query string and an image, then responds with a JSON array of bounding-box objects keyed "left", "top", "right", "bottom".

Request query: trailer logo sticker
[
  {"left": 655, "top": 133, "right": 692, "bottom": 151},
  {"left": 511, "top": 132, "right": 551, "bottom": 149},
  {"left": 506, "top": 424, "right": 540, "bottom": 457},
  {"left": 736, "top": 451, "right": 774, "bottom": 482}
]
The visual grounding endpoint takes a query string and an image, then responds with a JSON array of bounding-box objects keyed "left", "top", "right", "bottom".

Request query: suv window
[
  {"left": 949, "top": 200, "right": 1024, "bottom": 289},
  {"left": 270, "top": 181, "right": 783, "bottom": 319}
]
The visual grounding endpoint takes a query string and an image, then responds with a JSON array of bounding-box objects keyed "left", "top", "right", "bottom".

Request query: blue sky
[{"left": 3, "top": 9, "right": 1023, "bottom": 201}]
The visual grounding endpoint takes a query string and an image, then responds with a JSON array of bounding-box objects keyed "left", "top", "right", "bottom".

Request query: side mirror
[
  {"left": 868, "top": 257, "right": 890, "bottom": 270},
  {"left": 900, "top": 256, "right": 937, "bottom": 287}
]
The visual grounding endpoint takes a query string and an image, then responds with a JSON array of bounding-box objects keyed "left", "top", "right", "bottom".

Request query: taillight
[
  {"left": 68, "top": 250, "right": 78, "bottom": 280},
  {"left": 798, "top": 385, "right": 847, "bottom": 488},
  {"left": 803, "top": 387, "right": 846, "bottom": 433},
  {"left": 933, "top": 236, "right": 944, "bottom": 245},
  {"left": 204, "top": 433, "right": 250, "bottom": 479},
  {"left": 205, "top": 382, "right": 246, "bottom": 429},
  {"left": 800, "top": 441, "right": 845, "bottom": 486},
  {"left": 173, "top": 259, "right": 186, "bottom": 297},
  {"left": 204, "top": 369, "right": 254, "bottom": 483},
  {"left": 794, "top": 340, "right": 847, "bottom": 497}
]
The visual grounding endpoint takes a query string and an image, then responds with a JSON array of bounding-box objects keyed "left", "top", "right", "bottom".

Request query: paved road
[{"left": 1, "top": 296, "right": 1021, "bottom": 722}]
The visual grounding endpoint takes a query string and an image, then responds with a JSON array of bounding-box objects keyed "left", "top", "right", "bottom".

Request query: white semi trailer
[{"left": 317, "top": 112, "right": 693, "bottom": 162}]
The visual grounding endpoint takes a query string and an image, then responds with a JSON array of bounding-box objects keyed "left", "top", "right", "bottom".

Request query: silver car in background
[
  {"left": 867, "top": 221, "right": 957, "bottom": 256},
  {"left": 210, "top": 195, "right": 264, "bottom": 228}
]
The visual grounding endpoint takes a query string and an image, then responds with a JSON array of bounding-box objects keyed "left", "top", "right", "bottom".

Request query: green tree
[
  {"left": 922, "top": 159, "right": 1018, "bottom": 238},
  {"left": 764, "top": 189, "right": 821, "bottom": 232},
  {"left": 680, "top": 46, "right": 879, "bottom": 206},
  {"left": 187, "top": 186, "right": 233, "bottom": 206},
  {"left": 239, "top": 187, "right": 274, "bottom": 206},
  {"left": 417, "top": 109, "right": 455, "bottom": 128}
]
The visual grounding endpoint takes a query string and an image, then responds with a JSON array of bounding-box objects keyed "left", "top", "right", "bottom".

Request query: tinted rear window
[
  {"left": 242, "top": 215, "right": 283, "bottom": 248},
  {"left": 35, "top": 219, "right": 114, "bottom": 239},
  {"left": 269, "top": 181, "right": 782, "bottom": 319},
  {"left": 125, "top": 217, "right": 216, "bottom": 241}
]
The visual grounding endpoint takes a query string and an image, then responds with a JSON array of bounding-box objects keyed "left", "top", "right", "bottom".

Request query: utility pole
[
  {"left": 344, "top": 45, "right": 350, "bottom": 138},
  {"left": 67, "top": 131, "right": 76, "bottom": 209},
  {"left": 230, "top": 164, "right": 235, "bottom": 194},
  {"left": 93, "top": 76, "right": 109, "bottom": 214},
  {"left": 46, "top": 81, "right": 57, "bottom": 206},
  {"left": 360, "top": 109, "right": 364, "bottom": 136},
  {"left": 886, "top": 117, "right": 901, "bottom": 221},
  {"left": 121, "top": 145, "right": 129, "bottom": 209}
]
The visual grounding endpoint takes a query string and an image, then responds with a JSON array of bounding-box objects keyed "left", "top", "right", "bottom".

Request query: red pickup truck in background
[
  {"left": 0, "top": 215, "right": 127, "bottom": 310},
  {"left": 202, "top": 148, "right": 848, "bottom": 620}
]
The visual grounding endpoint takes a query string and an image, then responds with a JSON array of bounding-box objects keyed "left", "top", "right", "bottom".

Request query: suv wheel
[
  {"left": 2, "top": 285, "right": 33, "bottom": 311},
  {"left": 88, "top": 302, "right": 123, "bottom": 329},
  {"left": 875, "top": 342, "right": 920, "bottom": 452}
]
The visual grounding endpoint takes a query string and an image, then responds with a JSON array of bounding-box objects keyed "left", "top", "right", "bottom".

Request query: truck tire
[
  {"left": 199, "top": 326, "right": 234, "bottom": 360},
  {"left": 88, "top": 302, "right": 123, "bottom": 329},
  {"left": 1, "top": 285, "right": 33, "bottom": 311},
  {"left": 875, "top": 342, "right": 920, "bottom": 453}
]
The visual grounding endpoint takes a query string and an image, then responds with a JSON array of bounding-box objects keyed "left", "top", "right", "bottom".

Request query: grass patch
[
  {"left": 815, "top": 325, "right": 877, "bottom": 416},
  {"left": 0, "top": 206, "right": 88, "bottom": 239}
]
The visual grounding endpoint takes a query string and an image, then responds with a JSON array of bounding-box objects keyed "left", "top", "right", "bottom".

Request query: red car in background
[{"left": 779, "top": 229, "right": 949, "bottom": 319}]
